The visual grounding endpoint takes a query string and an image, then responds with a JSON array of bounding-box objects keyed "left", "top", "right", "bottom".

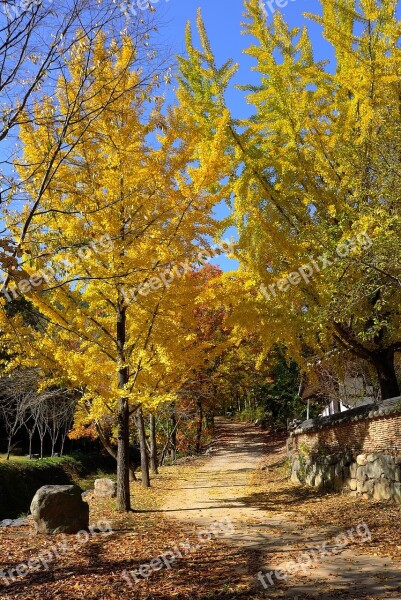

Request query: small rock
[
  {"left": 94, "top": 478, "right": 117, "bottom": 499},
  {"left": 10, "top": 518, "right": 28, "bottom": 527},
  {"left": 0, "top": 519, "right": 13, "bottom": 527},
  {"left": 356, "top": 454, "right": 368, "bottom": 466}
]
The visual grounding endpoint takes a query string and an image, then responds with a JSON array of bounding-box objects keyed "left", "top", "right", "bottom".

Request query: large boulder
[
  {"left": 94, "top": 478, "right": 117, "bottom": 498},
  {"left": 30, "top": 485, "right": 89, "bottom": 534}
]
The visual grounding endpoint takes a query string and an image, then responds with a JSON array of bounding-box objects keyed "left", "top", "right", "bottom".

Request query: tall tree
[
  {"left": 0, "top": 0, "right": 162, "bottom": 285},
  {"left": 177, "top": 2, "right": 401, "bottom": 399},
  {"left": 0, "top": 34, "right": 229, "bottom": 510}
]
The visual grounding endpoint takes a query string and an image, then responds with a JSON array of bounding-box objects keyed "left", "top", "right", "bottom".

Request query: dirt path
[{"left": 163, "top": 419, "right": 401, "bottom": 599}]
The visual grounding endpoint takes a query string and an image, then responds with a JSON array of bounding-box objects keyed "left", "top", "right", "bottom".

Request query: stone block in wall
[
  {"left": 334, "top": 464, "right": 344, "bottom": 491},
  {"left": 392, "top": 483, "right": 401, "bottom": 503},
  {"left": 291, "top": 459, "right": 301, "bottom": 484},
  {"left": 366, "top": 460, "right": 386, "bottom": 480},
  {"left": 374, "top": 455, "right": 397, "bottom": 480},
  {"left": 356, "top": 466, "right": 368, "bottom": 482},
  {"left": 357, "top": 454, "right": 368, "bottom": 466},
  {"left": 395, "top": 467, "right": 401, "bottom": 483},
  {"left": 322, "top": 464, "right": 335, "bottom": 488},
  {"left": 315, "top": 471, "right": 324, "bottom": 488},
  {"left": 362, "top": 480, "right": 375, "bottom": 497},
  {"left": 305, "top": 471, "right": 316, "bottom": 486},
  {"left": 357, "top": 479, "right": 374, "bottom": 495},
  {"left": 373, "top": 479, "right": 392, "bottom": 501},
  {"left": 349, "top": 463, "right": 357, "bottom": 479},
  {"left": 346, "top": 478, "right": 357, "bottom": 491}
]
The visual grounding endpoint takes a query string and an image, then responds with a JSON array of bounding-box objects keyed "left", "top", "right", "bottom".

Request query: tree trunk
[
  {"left": 51, "top": 429, "right": 57, "bottom": 456},
  {"left": 59, "top": 434, "right": 65, "bottom": 456},
  {"left": 116, "top": 395, "right": 131, "bottom": 511},
  {"left": 116, "top": 299, "right": 131, "bottom": 512},
  {"left": 136, "top": 407, "right": 150, "bottom": 488},
  {"left": 170, "top": 403, "right": 177, "bottom": 462},
  {"left": 372, "top": 349, "right": 400, "bottom": 400},
  {"left": 196, "top": 397, "right": 203, "bottom": 454},
  {"left": 149, "top": 414, "right": 158, "bottom": 474},
  {"left": 6, "top": 438, "right": 11, "bottom": 461}
]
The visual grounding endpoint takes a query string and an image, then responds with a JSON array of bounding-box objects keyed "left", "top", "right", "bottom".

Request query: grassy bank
[{"left": 0, "top": 453, "right": 115, "bottom": 519}]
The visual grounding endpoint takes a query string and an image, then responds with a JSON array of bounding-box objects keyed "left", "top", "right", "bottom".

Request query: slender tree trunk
[
  {"left": 116, "top": 301, "right": 131, "bottom": 512},
  {"left": 136, "top": 407, "right": 150, "bottom": 488},
  {"left": 60, "top": 431, "right": 66, "bottom": 456},
  {"left": 40, "top": 435, "right": 44, "bottom": 459},
  {"left": 149, "top": 414, "right": 158, "bottom": 474},
  {"left": 196, "top": 397, "right": 203, "bottom": 454},
  {"left": 6, "top": 438, "right": 11, "bottom": 461},
  {"left": 51, "top": 429, "right": 57, "bottom": 456},
  {"left": 28, "top": 435, "right": 33, "bottom": 459},
  {"left": 170, "top": 403, "right": 177, "bottom": 462},
  {"left": 116, "top": 396, "right": 131, "bottom": 511},
  {"left": 372, "top": 349, "right": 400, "bottom": 400}
]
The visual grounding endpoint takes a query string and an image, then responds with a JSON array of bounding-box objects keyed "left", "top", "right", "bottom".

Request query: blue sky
[{"left": 155, "top": 0, "right": 325, "bottom": 269}]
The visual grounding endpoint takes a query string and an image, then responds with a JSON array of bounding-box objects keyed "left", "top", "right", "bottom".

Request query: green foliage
[
  {"left": 244, "top": 347, "right": 310, "bottom": 426},
  {"left": 235, "top": 406, "right": 266, "bottom": 423}
]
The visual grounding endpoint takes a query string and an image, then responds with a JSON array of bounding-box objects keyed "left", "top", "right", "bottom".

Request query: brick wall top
[{"left": 289, "top": 396, "right": 401, "bottom": 438}]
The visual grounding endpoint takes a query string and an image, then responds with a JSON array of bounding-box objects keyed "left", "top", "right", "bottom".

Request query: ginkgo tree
[
  {"left": 177, "top": 1, "right": 401, "bottom": 400},
  {"left": 0, "top": 33, "right": 231, "bottom": 510}
]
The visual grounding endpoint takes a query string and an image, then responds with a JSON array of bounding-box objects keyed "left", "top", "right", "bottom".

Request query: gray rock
[
  {"left": 0, "top": 519, "right": 13, "bottom": 527},
  {"left": 347, "top": 478, "right": 357, "bottom": 491},
  {"left": 94, "top": 478, "right": 117, "bottom": 499},
  {"left": 392, "top": 483, "right": 401, "bottom": 503},
  {"left": 373, "top": 479, "right": 392, "bottom": 501},
  {"left": 314, "top": 472, "right": 324, "bottom": 488},
  {"left": 366, "top": 453, "right": 380, "bottom": 463},
  {"left": 334, "top": 464, "right": 344, "bottom": 491},
  {"left": 305, "top": 471, "right": 316, "bottom": 486},
  {"left": 318, "top": 464, "right": 335, "bottom": 488},
  {"left": 349, "top": 462, "right": 357, "bottom": 479},
  {"left": 366, "top": 460, "right": 385, "bottom": 480},
  {"left": 0, "top": 518, "right": 29, "bottom": 527},
  {"left": 10, "top": 517, "right": 28, "bottom": 527},
  {"left": 356, "top": 466, "right": 368, "bottom": 482},
  {"left": 357, "top": 479, "right": 374, "bottom": 497},
  {"left": 290, "top": 458, "right": 301, "bottom": 484},
  {"left": 356, "top": 454, "right": 368, "bottom": 466},
  {"left": 382, "top": 456, "right": 397, "bottom": 479},
  {"left": 30, "top": 485, "right": 89, "bottom": 534}
]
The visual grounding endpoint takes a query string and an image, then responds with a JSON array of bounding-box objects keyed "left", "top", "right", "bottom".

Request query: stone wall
[{"left": 287, "top": 396, "right": 401, "bottom": 503}]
